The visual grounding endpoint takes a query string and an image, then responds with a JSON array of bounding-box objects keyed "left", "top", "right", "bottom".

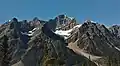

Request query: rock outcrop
[
  {"left": 68, "top": 20, "right": 120, "bottom": 56},
  {"left": 109, "top": 25, "right": 120, "bottom": 38}
]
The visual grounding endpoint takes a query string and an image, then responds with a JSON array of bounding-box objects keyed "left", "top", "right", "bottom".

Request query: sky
[{"left": 0, "top": 0, "right": 120, "bottom": 26}]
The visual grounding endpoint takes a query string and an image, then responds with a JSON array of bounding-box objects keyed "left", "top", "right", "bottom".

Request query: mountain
[
  {"left": 0, "top": 15, "right": 120, "bottom": 66},
  {"left": 68, "top": 20, "right": 120, "bottom": 56}
]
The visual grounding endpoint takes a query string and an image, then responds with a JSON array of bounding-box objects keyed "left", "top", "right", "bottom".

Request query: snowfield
[
  {"left": 21, "top": 28, "right": 38, "bottom": 36},
  {"left": 54, "top": 24, "right": 82, "bottom": 39},
  {"left": 115, "top": 47, "right": 120, "bottom": 51},
  {"left": 55, "top": 29, "right": 72, "bottom": 36}
]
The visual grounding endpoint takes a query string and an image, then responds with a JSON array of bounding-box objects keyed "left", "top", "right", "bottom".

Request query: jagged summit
[
  {"left": 33, "top": 17, "right": 39, "bottom": 22},
  {"left": 11, "top": 18, "right": 18, "bottom": 22},
  {"left": 54, "top": 14, "right": 77, "bottom": 30},
  {"left": 109, "top": 25, "right": 120, "bottom": 38},
  {"left": 55, "top": 14, "right": 75, "bottom": 25}
]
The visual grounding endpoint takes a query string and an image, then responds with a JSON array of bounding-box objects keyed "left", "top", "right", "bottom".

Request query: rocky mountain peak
[
  {"left": 29, "top": 17, "right": 42, "bottom": 28},
  {"left": 33, "top": 17, "right": 39, "bottom": 22},
  {"left": 84, "top": 19, "right": 92, "bottom": 23},
  {"left": 67, "top": 21, "right": 120, "bottom": 56},
  {"left": 109, "top": 25, "right": 120, "bottom": 38},
  {"left": 55, "top": 14, "right": 77, "bottom": 30},
  {"left": 11, "top": 18, "right": 18, "bottom": 22}
]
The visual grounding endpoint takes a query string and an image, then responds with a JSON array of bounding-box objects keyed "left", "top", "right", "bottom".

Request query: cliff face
[
  {"left": 109, "top": 25, "right": 120, "bottom": 38},
  {"left": 0, "top": 15, "right": 120, "bottom": 66},
  {"left": 68, "top": 20, "right": 120, "bottom": 56}
]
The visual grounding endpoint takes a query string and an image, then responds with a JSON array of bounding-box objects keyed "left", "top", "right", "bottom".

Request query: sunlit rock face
[
  {"left": 55, "top": 14, "right": 77, "bottom": 30},
  {"left": 67, "top": 20, "right": 120, "bottom": 56},
  {"left": 46, "top": 14, "right": 77, "bottom": 32}
]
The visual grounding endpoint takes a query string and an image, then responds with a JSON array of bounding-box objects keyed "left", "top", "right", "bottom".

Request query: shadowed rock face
[{"left": 42, "top": 22, "right": 65, "bottom": 41}]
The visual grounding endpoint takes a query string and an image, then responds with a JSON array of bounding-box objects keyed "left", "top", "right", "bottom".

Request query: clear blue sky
[{"left": 0, "top": 0, "right": 120, "bottom": 25}]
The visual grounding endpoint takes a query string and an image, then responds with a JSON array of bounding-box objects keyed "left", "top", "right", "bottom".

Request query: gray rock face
[
  {"left": 109, "top": 25, "right": 120, "bottom": 38},
  {"left": 55, "top": 14, "right": 77, "bottom": 30},
  {"left": 47, "top": 14, "right": 77, "bottom": 31},
  {"left": 19, "top": 22, "right": 96, "bottom": 66},
  {"left": 68, "top": 20, "right": 120, "bottom": 56}
]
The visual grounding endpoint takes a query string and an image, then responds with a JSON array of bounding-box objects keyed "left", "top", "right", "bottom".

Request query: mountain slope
[
  {"left": 67, "top": 20, "right": 120, "bottom": 56},
  {"left": 55, "top": 19, "right": 120, "bottom": 66}
]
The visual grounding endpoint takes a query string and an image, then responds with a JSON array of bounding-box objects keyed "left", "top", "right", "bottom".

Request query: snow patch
[
  {"left": 107, "top": 41, "right": 120, "bottom": 52},
  {"left": 28, "top": 28, "right": 37, "bottom": 33},
  {"left": 73, "top": 24, "right": 82, "bottom": 28},
  {"left": 85, "top": 20, "right": 97, "bottom": 23},
  {"left": 54, "top": 24, "right": 82, "bottom": 39},
  {"left": 8, "top": 20, "right": 11, "bottom": 22},
  {"left": 21, "top": 28, "right": 38, "bottom": 36},
  {"left": 55, "top": 29, "right": 72, "bottom": 36},
  {"left": 21, "top": 32, "right": 34, "bottom": 36},
  {"left": 32, "top": 28, "right": 37, "bottom": 31},
  {"left": 29, "top": 31, "right": 32, "bottom": 33},
  {"left": 27, "top": 33, "right": 34, "bottom": 36},
  {"left": 91, "top": 20, "right": 97, "bottom": 23},
  {"left": 115, "top": 47, "right": 120, "bottom": 51},
  {"left": 69, "top": 17, "right": 74, "bottom": 20}
]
